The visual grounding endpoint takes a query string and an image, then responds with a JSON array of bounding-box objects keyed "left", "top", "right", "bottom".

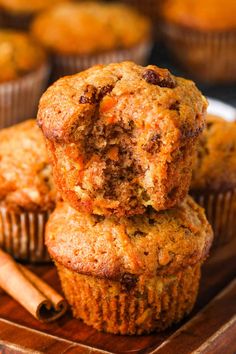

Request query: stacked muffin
[{"left": 38, "top": 61, "right": 213, "bottom": 335}]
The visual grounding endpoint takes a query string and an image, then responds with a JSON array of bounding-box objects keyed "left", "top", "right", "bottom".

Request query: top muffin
[
  {"left": 191, "top": 115, "right": 236, "bottom": 192},
  {"left": 38, "top": 61, "right": 207, "bottom": 216},
  {"left": 30, "top": 2, "right": 151, "bottom": 55},
  {"left": 0, "top": 120, "right": 56, "bottom": 212},
  {"left": 0, "top": 0, "right": 68, "bottom": 14},
  {"left": 0, "top": 30, "right": 46, "bottom": 82},
  {"left": 161, "top": 0, "right": 236, "bottom": 31}
]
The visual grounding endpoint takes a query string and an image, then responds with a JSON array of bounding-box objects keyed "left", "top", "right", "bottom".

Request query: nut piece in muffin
[
  {"left": 46, "top": 196, "right": 213, "bottom": 335},
  {"left": 30, "top": 2, "right": 152, "bottom": 78},
  {"left": 191, "top": 114, "right": 236, "bottom": 246},
  {"left": 38, "top": 61, "right": 207, "bottom": 216},
  {"left": 0, "top": 120, "right": 56, "bottom": 262},
  {"left": 160, "top": 0, "right": 236, "bottom": 83},
  {"left": 0, "top": 29, "right": 46, "bottom": 82}
]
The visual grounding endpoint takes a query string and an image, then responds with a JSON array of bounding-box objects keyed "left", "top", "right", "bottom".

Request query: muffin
[
  {"left": 0, "top": 120, "right": 56, "bottom": 262},
  {"left": 0, "top": 0, "right": 68, "bottom": 29},
  {"left": 160, "top": 0, "right": 236, "bottom": 84},
  {"left": 191, "top": 115, "right": 236, "bottom": 247},
  {"left": 31, "top": 2, "right": 152, "bottom": 79},
  {"left": 46, "top": 196, "right": 213, "bottom": 335},
  {"left": 0, "top": 30, "right": 48, "bottom": 128},
  {"left": 37, "top": 61, "right": 207, "bottom": 217}
]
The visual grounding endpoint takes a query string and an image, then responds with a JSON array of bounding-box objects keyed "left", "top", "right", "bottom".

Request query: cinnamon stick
[{"left": 0, "top": 249, "right": 67, "bottom": 322}]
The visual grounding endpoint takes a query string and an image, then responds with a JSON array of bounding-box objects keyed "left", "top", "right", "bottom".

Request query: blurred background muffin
[
  {"left": 31, "top": 2, "right": 152, "bottom": 79},
  {"left": 0, "top": 30, "right": 48, "bottom": 128},
  {"left": 0, "top": 0, "right": 70, "bottom": 29},
  {"left": 46, "top": 196, "right": 213, "bottom": 335},
  {"left": 0, "top": 120, "right": 56, "bottom": 262},
  {"left": 160, "top": 0, "right": 236, "bottom": 84},
  {"left": 191, "top": 114, "right": 236, "bottom": 247}
]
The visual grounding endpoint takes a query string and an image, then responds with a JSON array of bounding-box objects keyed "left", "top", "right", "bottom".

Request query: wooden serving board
[{"left": 0, "top": 238, "right": 236, "bottom": 354}]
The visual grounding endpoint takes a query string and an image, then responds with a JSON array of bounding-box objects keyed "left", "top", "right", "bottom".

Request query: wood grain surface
[{"left": 0, "top": 238, "right": 236, "bottom": 354}]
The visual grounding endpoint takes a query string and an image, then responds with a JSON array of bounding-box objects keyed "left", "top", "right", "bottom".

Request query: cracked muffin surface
[
  {"left": 38, "top": 61, "right": 207, "bottom": 216},
  {"left": 31, "top": 2, "right": 151, "bottom": 55},
  {"left": 0, "top": 119, "right": 56, "bottom": 212},
  {"left": 191, "top": 115, "right": 236, "bottom": 192},
  {"left": 0, "top": 30, "right": 46, "bottom": 82},
  {"left": 46, "top": 195, "right": 213, "bottom": 279}
]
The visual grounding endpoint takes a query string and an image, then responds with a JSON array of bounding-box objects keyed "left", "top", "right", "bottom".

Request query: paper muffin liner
[
  {"left": 161, "top": 23, "right": 236, "bottom": 84},
  {"left": 0, "top": 63, "right": 49, "bottom": 129},
  {"left": 52, "top": 41, "right": 152, "bottom": 80},
  {"left": 191, "top": 189, "right": 236, "bottom": 248},
  {"left": 56, "top": 262, "right": 201, "bottom": 335},
  {"left": 0, "top": 205, "right": 51, "bottom": 263}
]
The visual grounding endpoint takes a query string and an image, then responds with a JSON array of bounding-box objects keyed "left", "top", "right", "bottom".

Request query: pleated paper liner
[
  {"left": 57, "top": 263, "right": 201, "bottom": 335},
  {"left": 191, "top": 189, "right": 236, "bottom": 247},
  {"left": 161, "top": 23, "right": 236, "bottom": 84},
  {"left": 51, "top": 40, "right": 152, "bottom": 80},
  {"left": 0, "top": 206, "right": 51, "bottom": 263},
  {"left": 0, "top": 64, "right": 49, "bottom": 129}
]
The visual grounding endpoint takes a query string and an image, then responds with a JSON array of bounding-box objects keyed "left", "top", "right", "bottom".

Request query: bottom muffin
[{"left": 46, "top": 197, "right": 213, "bottom": 335}]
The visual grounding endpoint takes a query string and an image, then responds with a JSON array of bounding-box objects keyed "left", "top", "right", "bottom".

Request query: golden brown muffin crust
[
  {"left": 46, "top": 196, "right": 213, "bottom": 280},
  {"left": 0, "top": 30, "right": 46, "bottom": 82},
  {"left": 38, "top": 61, "right": 207, "bottom": 216},
  {"left": 161, "top": 0, "right": 236, "bottom": 31},
  {"left": 0, "top": 120, "right": 56, "bottom": 212},
  {"left": 31, "top": 2, "right": 151, "bottom": 55},
  {"left": 191, "top": 115, "right": 236, "bottom": 192}
]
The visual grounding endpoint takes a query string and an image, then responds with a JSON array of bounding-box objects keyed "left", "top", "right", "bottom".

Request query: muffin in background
[
  {"left": 0, "top": 30, "right": 48, "bottom": 128},
  {"left": 191, "top": 115, "right": 236, "bottom": 247},
  {"left": 160, "top": 0, "right": 236, "bottom": 84},
  {"left": 0, "top": 0, "right": 69, "bottom": 29},
  {"left": 0, "top": 120, "right": 56, "bottom": 262},
  {"left": 37, "top": 61, "right": 207, "bottom": 217},
  {"left": 46, "top": 196, "right": 213, "bottom": 335},
  {"left": 31, "top": 2, "right": 152, "bottom": 79}
]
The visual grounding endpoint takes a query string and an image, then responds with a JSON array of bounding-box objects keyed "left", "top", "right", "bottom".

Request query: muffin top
[
  {"left": 161, "top": 0, "right": 236, "bottom": 31},
  {"left": 31, "top": 2, "right": 151, "bottom": 55},
  {"left": 0, "top": 0, "right": 67, "bottom": 14},
  {"left": 0, "top": 30, "right": 46, "bottom": 82},
  {"left": 0, "top": 120, "right": 56, "bottom": 212},
  {"left": 38, "top": 61, "right": 206, "bottom": 143},
  {"left": 46, "top": 196, "right": 213, "bottom": 279},
  {"left": 191, "top": 115, "right": 236, "bottom": 192}
]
